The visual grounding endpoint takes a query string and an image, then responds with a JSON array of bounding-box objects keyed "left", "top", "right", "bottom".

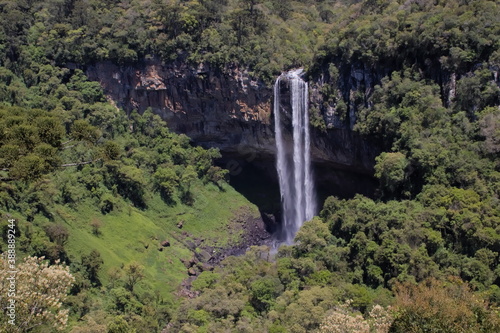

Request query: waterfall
[{"left": 274, "top": 69, "right": 316, "bottom": 244}]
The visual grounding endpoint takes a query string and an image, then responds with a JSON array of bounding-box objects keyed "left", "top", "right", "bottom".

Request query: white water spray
[{"left": 274, "top": 69, "right": 316, "bottom": 244}]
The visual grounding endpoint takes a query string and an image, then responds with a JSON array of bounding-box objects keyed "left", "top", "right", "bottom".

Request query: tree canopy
[{"left": 0, "top": 0, "right": 499, "bottom": 332}]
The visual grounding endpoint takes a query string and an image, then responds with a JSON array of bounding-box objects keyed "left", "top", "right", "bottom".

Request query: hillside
[
  {"left": 0, "top": 71, "right": 267, "bottom": 331},
  {"left": 0, "top": 0, "right": 500, "bottom": 332}
]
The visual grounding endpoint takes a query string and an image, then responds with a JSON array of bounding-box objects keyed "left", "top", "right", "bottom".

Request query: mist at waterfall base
[{"left": 274, "top": 69, "right": 316, "bottom": 244}]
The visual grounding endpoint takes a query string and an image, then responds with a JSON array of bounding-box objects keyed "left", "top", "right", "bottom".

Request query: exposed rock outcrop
[
  {"left": 86, "top": 59, "right": 380, "bottom": 182},
  {"left": 87, "top": 60, "right": 276, "bottom": 156}
]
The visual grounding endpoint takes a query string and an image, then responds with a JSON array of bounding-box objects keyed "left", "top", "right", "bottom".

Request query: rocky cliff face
[
  {"left": 86, "top": 59, "right": 380, "bottom": 184},
  {"left": 87, "top": 60, "right": 277, "bottom": 156}
]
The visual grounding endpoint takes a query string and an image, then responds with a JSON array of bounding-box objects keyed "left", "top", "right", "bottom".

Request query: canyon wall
[{"left": 86, "top": 59, "right": 381, "bottom": 182}]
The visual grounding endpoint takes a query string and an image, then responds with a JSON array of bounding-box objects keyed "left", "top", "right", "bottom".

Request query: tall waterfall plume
[{"left": 274, "top": 69, "right": 316, "bottom": 244}]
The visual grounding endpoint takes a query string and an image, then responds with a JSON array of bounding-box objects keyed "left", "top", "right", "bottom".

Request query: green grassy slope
[{"left": 39, "top": 181, "right": 260, "bottom": 301}]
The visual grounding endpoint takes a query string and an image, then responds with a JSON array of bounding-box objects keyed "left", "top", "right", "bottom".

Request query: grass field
[{"left": 53, "top": 180, "right": 260, "bottom": 301}]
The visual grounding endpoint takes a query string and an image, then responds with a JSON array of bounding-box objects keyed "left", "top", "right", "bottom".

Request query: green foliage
[
  {"left": 191, "top": 271, "right": 220, "bottom": 291},
  {"left": 455, "top": 67, "right": 500, "bottom": 114},
  {"left": 0, "top": 106, "right": 66, "bottom": 179},
  {"left": 153, "top": 167, "right": 179, "bottom": 199},
  {"left": 71, "top": 119, "right": 100, "bottom": 143},
  {"left": 319, "top": 191, "right": 500, "bottom": 290},
  {"left": 318, "top": 0, "right": 500, "bottom": 72},
  {"left": 354, "top": 67, "right": 498, "bottom": 200},
  {"left": 250, "top": 276, "right": 284, "bottom": 312},
  {"left": 375, "top": 152, "right": 409, "bottom": 198},
  {"left": 0, "top": 1, "right": 499, "bottom": 332},
  {"left": 0, "top": 0, "right": 351, "bottom": 82},
  {"left": 101, "top": 140, "right": 121, "bottom": 160},
  {"left": 175, "top": 184, "right": 499, "bottom": 331},
  {"left": 81, "top": 249, "right": 104, "bottom": 286},
  {"left": 479, "top": 107, "right": 500, "bottom": 155},
  {"left": 124, "top": 262, "right": 145, "bottom": 292},
  {"left": 10, "top": 154, "right": 47, "bottom": 181},
  {"left": 205, "top": 165, "right": 228, "bottom": 186},
  {"left": 107, "top": 315, "right": 136, "bottom": 333},
  {"left": 0, "top": 44, "right": 256, "bottom": 332},
  {"left": 294, "top": 217, "right": 331, "bottom": 255},
  {"left": 309, "top": 106, "right": 327, "bottom": 131}
]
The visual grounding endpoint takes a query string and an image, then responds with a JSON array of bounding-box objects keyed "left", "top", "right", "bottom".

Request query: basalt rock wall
[{"left": 86, "top": 59, "right": 381, "bottom": 179}]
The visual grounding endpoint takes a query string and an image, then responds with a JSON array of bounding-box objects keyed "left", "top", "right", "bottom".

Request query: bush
[{"left": 391, "top": 277, "right": 500, "bottom": 333}]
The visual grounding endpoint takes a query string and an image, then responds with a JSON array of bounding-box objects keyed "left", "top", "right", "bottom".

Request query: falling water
[{"left": 274, "top": 69, "right": 316, "bottom": 244}]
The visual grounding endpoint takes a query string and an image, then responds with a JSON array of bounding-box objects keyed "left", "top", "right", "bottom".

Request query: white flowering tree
[
  {"left": 319, "top": 301, "right": 394, "bottom": 333},
  {"left": 0, "top": 255, "right": 75, "bottom": 332}
]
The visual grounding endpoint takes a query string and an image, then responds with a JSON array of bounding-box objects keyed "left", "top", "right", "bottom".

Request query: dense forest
[{"left": 1, "top": 0, "right": 500, "bottom": 332}]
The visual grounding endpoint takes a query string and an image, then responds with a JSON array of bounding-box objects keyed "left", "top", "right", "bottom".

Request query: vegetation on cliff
[
  {"left": 0, "top": 48, "right": 257, "bottom": 332},
  {"left": 0, "top": 0, "right": 499, "bottom": 332}
]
